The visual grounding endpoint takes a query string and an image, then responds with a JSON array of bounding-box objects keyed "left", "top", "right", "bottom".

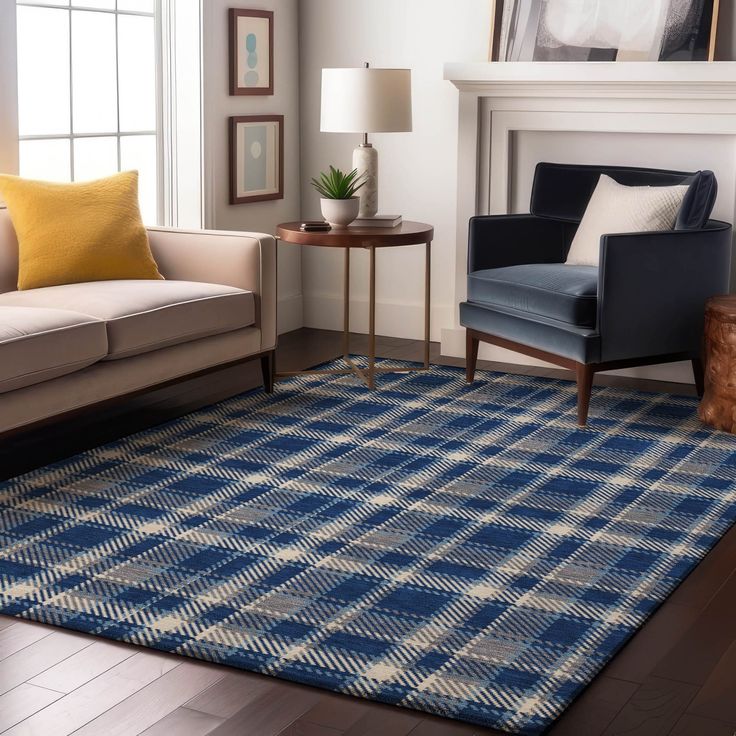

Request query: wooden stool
[{"left": 699, "top": 295, "right": 736, "bottom": 433}]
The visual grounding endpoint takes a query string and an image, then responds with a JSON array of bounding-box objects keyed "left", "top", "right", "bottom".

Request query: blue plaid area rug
[{"left": 2, "top": 363, "right": 736, "bottom": 734}]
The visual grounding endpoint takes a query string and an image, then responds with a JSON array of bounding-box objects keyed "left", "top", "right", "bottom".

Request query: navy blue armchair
[{"left": 461, "top": 162, "right": 733, "bottom": 426}]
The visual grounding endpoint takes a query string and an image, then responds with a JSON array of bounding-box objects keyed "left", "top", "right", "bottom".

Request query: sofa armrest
[
  {"left": 468, "top": 214, "right": 571, "bottom": 273},
  {"left": 147, "top": 226, "right": 277, "bottom": 353},
  {"left": 598, "top": 220, "right": 732, "bottom": 362}
]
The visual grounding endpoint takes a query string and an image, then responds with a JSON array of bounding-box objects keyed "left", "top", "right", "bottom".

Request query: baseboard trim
[
  {"left": 278, "top": 294, "right": 304, "bottom": 335},
  {"left": 303, "top": 294, "right": 453, "bottom": 342}
]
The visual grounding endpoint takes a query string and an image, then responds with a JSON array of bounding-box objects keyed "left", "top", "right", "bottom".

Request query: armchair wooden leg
[
  {"left": 692, "top": 358, "right": 705, "bottom": 399},
  {"left": 261, "top": 351, "right": 275, "bottom": 394},
  {"left": 466, "top": 330, "right": 479, "bottom": 384},
  {"left": 576, "top": 363, "right": 595, "bottom": 427}
]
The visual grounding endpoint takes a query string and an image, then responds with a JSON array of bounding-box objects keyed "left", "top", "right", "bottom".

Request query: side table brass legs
[
  {"left": 343, "top": 246, "right": 350, "bottom": 361},
  {"left": 424, "top": 241, "right": 431, "bottom": 368},
  {"left": 342, "top": 241, "right": 431, "bottom": 388},
  {"left": 368, "top": 246, "right": 376, "bottom": 388},
  {"left": 277, "top": 241, "right": 432, "bottom": 389}
]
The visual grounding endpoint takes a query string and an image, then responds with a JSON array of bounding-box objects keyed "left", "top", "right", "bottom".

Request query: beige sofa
[{"left": 0, "top": 208, "right": 276, "bottom": 435}]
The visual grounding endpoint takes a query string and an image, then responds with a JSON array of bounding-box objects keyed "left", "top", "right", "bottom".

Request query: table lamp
[{"left": 320, "top": 64, "right": 412, "bottom": 221}]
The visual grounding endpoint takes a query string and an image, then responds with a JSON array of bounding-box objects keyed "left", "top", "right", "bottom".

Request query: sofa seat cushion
[
  {"left": 468, "top": 264, "right": 599, "bottom": 328},
  {"left": 0, "top": 307, "right": 107, "bottom": 393},
  {"left": 0, "top": 280, "right": 255, "bottom": 360}
]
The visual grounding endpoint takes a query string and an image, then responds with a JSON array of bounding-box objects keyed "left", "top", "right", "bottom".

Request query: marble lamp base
[{"left": 353, "top": 143, "right": 378, "bottom": 219}]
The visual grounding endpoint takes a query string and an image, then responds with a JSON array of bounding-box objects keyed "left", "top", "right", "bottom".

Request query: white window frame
[{"left": 159, "top": 0, "right": 204, "bottom": 229}]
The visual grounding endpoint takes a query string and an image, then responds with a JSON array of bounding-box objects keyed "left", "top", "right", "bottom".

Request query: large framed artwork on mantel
[
  {"left": 229, "top": 8, "right": 274, "bottom": 95},
  {"left": 229, "top": 115, "right": 284, "bottom": 205},
  {"left": 490, "top": 0, "right": 720, "bottom": 62}
]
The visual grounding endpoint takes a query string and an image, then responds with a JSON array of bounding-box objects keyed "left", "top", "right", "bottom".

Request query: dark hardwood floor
[{"left": 0, "top": 328, "right": 734, "bottom": 736}]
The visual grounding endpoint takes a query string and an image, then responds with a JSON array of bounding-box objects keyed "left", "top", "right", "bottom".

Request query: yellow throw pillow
[{"left": 0, "top": 171, "right": 163, "bottom": 290}]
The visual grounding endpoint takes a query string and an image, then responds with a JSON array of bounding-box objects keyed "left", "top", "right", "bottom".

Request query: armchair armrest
[
  {"left": 147, "top": 226, "right": 277, "bottom": 353},
  {"left": 468, "top": 214, "right": 571, "bottom": 272},
  {"left": 598, "top": 220, "right": 732, "bottom": 362}
]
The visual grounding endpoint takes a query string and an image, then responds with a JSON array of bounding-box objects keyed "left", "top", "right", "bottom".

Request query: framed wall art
[
  {"left": 490, "top": 0, "right": 720, "bottom": 62},
  {"left": 229, "top": 115, "right": 284, "bottom": 205},
  {"left": 229, "top": 8, "right": 274, "bottom": 95}
]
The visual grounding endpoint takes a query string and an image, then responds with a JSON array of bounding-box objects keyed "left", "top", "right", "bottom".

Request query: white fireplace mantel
[
  {"left": 445, "top": 61, "right": 736, "bottom": 97},
  {"left": 441, "top": 61, "right": 736, "bottom": 383}
]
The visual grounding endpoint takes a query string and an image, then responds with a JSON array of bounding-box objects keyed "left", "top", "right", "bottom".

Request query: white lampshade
[{"left": 320, "top": 68, "right": 412, "bottom": 134}]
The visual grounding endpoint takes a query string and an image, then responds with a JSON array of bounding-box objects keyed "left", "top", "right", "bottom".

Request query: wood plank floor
[{"left": 1, "top": 328, "right": 735, "bottom": 736}]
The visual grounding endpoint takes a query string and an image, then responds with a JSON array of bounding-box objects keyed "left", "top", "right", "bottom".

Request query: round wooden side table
[
  {"left": 276, "top": 221, "right": 434, "bottom": 389},
  {"left": 699, "top": 295, "right": 736, "bottom": 433}
]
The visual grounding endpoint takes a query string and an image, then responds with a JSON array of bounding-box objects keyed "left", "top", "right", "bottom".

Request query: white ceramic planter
[{"left": 320, "top": 197, "right": 360, "bottom": 229}]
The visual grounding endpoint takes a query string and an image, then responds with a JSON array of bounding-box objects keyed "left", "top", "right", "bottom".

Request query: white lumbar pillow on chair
[{"left": 565, "top": 174, "right": 689, "bottom": 267}]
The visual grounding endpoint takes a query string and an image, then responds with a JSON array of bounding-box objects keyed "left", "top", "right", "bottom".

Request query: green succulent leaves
[{"left": 311, "top": 166, "right": 367, "bottom": 200}]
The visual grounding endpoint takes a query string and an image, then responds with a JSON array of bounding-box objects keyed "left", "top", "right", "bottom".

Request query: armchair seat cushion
[
  {"left": 0, "top": 280, "right": 255, "bottom": 360},
  {"left": 468, "top": 264, "right": 599, "bottom": 328}
]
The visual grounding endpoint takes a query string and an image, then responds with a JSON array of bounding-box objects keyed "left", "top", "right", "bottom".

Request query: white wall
[
  {"left": 298, "top": 0, "right": 491, "bottom": 341},
  {"left": 202, "top": 0, "right": 302, "bottom": 334},
  {"left": 0, "top": 0, "right": 18, "bottom": 176}
]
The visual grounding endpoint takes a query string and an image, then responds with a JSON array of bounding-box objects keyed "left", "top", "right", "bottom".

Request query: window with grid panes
[{"left": 15, "top": 0, "right": 160, "bottom": 224}]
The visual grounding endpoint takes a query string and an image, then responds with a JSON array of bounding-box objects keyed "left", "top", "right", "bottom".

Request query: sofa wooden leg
[
  {"left": 261, "top": 351, "right": 275, "bottom": 394},
  {"left": 466, "top": 331, "right": 479, "bottom": 384},
  {"left": 576, "top": 363, "right": 594, "bottom": 426},
  {"left": 692, "top": 358, "right": 705, "bottom": 399}
]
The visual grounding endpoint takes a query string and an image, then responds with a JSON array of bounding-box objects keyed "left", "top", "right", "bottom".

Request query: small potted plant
[{"left": 311, "top": 166, "right": 367, "bottom": 229}]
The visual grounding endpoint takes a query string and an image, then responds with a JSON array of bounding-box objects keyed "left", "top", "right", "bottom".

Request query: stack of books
[{"left": 350, "top": 215, "right": 402, "bottom": 228}]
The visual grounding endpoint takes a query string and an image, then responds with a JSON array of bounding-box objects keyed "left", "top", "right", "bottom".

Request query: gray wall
[{"left": 201, "top": 0, "right": 302, "bottom": 333}]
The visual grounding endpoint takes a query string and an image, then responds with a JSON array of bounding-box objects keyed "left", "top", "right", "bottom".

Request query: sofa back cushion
[{"left": 0, "top": 208, "right": 19, "bottom": 294}]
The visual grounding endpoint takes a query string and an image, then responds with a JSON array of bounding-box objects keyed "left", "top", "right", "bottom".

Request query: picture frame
[
  {"left": 229, "top": 8, "right": 274, "bottom": 96},
  {"left": 229, "top": 115, "right": 284, "bottom": 205},
  {"left": 488, "top": 0, "right": 505, "bottom": 63},
  {"left": 489, "top": 0, "right": 720, "bottom": 62}
]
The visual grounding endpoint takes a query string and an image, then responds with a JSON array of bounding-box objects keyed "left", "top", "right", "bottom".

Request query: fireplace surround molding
[{"left": 442, "top": 61, "right": 736, "bottom": 382}]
